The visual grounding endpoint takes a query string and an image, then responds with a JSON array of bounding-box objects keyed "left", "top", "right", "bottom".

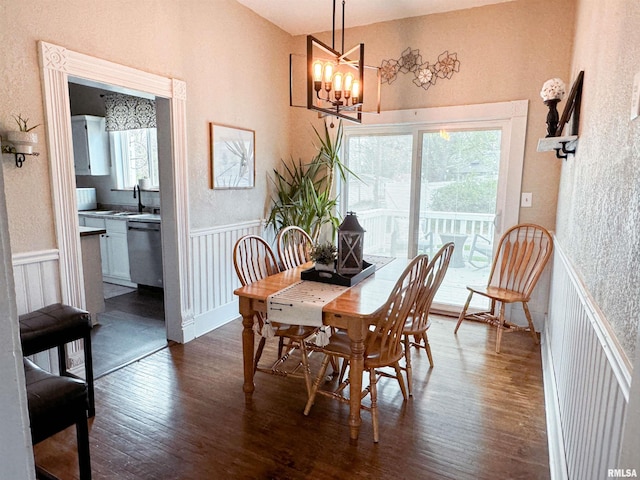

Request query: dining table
[{"left": 234, "top": 258, "right": 405, "bottom": 444}]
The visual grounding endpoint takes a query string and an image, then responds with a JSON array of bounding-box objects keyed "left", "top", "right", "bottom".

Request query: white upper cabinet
[{"left": 72, "top": 115, "right": 110, "bottom": 176}]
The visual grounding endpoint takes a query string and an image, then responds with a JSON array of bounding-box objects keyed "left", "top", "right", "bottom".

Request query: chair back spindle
[
  {"left": 277, "top": 226, "right": 313, "bottom": 270},
  {"left": 488, "top": 224, "right": 552, "bottom": 299},
  {"left": 367, "top": 255, "right": 431, "bottom": 366},
  {"left": 234, "top": 235, "right": 280, "bottom": 286},
  {"left": 405, "top": 243, "right": 455, "bottom": 334}
]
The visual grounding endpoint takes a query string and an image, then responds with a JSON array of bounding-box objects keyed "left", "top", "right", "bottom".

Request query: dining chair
[
  {"left": 398, "top": 242, "right": 454, "bottom": 396},
  {"left": 276, "top": 225, "right": 314, "bottom": 270},
  {"left": 233, "top": 234, "right": 317, "bottom": 395},
  {"left": 303, "top": 254, "right": 432, "bottom": 442},
  {"left": 454, "top": 223, "right": 553, "bottom": 353},
  {"left": 468, "top": 232, "right": 493, "bottom": 268}
]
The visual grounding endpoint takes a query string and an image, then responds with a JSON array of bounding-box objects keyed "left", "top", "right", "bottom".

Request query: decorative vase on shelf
[
  {"left": 6, "top": 131, "right": 38, "bottom": 154},
  {"left": 544, "top": 99, "right": 560, "bottom": 137}
]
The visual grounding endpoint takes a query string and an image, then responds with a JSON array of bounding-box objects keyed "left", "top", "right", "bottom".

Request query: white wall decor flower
[{"left": 540, "top": 78, "right": 566, "bottom": 102}]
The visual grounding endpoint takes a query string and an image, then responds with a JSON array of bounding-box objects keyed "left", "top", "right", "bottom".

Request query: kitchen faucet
[{"left": 133, "top": 185, "right": 145, "bottom": 213}]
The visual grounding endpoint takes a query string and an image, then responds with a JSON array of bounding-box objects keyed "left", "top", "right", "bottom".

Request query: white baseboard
[{"left": 194, "top": 300, "right": 240, "bottom": 338}]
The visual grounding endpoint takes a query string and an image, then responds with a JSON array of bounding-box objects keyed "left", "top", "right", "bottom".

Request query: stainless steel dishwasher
[{"left": 127, "top": 219, "right": 163, "bottom": 288}]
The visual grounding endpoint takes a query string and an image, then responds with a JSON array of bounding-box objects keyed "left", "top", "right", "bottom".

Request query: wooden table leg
[
  {"left": 239, "top": 297, "right": 255, "bottom": 404},
  {"left": 348, "top": 320, "right": 366, "bottom": 444}
]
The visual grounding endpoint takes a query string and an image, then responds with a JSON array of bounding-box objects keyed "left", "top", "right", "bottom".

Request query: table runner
[
  {"left": 263, "top": 255, "right": 395, "bottom": 345},
  {"left": 268, "top": 281, "right": 349, "bottom": 327}
]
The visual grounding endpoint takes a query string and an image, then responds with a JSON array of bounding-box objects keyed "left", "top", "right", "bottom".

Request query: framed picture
[{"left": 210, "top": 123, "right": 255, "bottom": 189}]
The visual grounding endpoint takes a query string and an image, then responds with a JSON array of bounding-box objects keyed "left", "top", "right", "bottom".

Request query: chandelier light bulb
[
  {"left": 323, "top": 62, "right": 334, "bottom": 87},
  {"left": 333, "top": 72, "right": 343, "bottom": 92},
  {"left": 312, "top": 60, "right": 324, "bottom": 83},
  {"left": 351, "top": 80, "right": 360, "bottom": 103},
  {"left": 344, "top": 72, "right": 354, "bottom": 96}
]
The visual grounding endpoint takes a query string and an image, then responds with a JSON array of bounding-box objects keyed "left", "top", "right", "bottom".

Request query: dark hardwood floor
[{"left": 34, "top": 315, "right": 550, "bottom": 479}]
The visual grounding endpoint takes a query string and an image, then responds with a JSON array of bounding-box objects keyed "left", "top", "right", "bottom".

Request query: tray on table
[{"left": 301, "top": 260, "right": 375, "bottom": 287}]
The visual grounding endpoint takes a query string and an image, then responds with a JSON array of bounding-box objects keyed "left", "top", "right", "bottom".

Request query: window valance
[{"left": 104, "top": 93, "right": 156, "bottom": 131}]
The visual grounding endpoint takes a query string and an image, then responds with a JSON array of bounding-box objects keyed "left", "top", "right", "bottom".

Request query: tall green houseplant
[{"left": 267, "top": 121, "right": 350, "bottom": 241}]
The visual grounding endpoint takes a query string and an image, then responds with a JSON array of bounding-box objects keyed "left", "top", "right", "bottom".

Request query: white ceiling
[{"left": 236, "top": 0, "right": 516, "bottom": 36}]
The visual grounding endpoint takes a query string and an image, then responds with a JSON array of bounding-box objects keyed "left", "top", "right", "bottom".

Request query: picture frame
[
  {"left": 210, "top": 123, "right": 255, "bottom": 189},
  {"left": 556, "top": 70, "right": 584, "bottom": 137}
]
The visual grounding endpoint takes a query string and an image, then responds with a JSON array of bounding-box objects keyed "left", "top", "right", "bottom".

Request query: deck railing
[{"left": 357, "top": 209, "right": 495, "bottom": 255}]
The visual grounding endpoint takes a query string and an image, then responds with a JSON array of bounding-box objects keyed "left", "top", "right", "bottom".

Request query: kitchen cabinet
[
  {"left": 83, "top": 217, "right": 134, "bottom": 287},
  {"left": 72, "top": 115, "right": 110, "bottom": 176}
]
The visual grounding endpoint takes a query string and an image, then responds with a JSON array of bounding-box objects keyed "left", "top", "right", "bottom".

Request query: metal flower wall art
[{"left": 380, "top": 48, "right": 460, "bottom": 91}]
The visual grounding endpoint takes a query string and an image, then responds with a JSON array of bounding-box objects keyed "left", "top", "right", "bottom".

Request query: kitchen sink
[{"left": 113, "top": 212, "right": 140, "bottom": 216}]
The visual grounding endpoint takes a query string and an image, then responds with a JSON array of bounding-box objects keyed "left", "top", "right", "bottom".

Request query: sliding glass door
[
  {"left": 418, "top": 129, "right": 500, "bottom": 309},
  {"left": 341, "top": 102, "right": 527, "bottom": 312}
]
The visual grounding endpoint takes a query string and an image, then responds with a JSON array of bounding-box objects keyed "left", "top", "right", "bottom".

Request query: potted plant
[
  {"left": 310, "top": 242, "right": 337, "bottom": 272},
  {"left": 6, "top": 114, "right": 40, "bottom": 154},
  {"left": 267, "top": 120, "right": 357, "bottom": 242}
]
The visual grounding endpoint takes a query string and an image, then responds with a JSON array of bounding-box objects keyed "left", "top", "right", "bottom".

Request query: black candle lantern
[{"left": 337, "top": 211, "right": 365, "bottom": 275}]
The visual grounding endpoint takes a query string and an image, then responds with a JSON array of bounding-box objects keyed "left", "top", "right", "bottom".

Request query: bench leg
[
  {"left": 76, "top": 411, "right": 92, "bottom": 480},
  {"left": 83, "top": 334, "right": 96, "bottom": 417},
  {"left": 57, "top": 344, "right": 68, "bottom": 376},
  {"left": 56, "top": 338, "right": 95, "bottom": 417}
]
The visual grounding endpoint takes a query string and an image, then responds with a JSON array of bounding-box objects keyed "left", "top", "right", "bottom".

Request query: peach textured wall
[
  {"left": 0, "top": 0, "right": 292, "bottom": 252},
  {"left": 555, "top": 0, "right": 640, "bottom": 361},
  {"left": 289, "top": 0, "right": 576, "bottom": 232}
]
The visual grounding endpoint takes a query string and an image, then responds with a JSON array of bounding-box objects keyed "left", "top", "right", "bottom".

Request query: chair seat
[
  {"left": 23, "top": 358, "right": 88, "bottom": 444},
  {"left": 466, "top": 285, "right": 529, "bottom": 303},
  {"left": 19, "top": 303, "right": 91, "bottom": 356},
  {"left": 403, "top": 317, "right": 431, "bottom": 336},
  {"left": 316, "top": 330, "right": 404, "bottom": 369}
]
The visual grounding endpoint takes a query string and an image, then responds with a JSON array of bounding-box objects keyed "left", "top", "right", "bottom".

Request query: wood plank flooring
[{"left": 33, "top": 316, "right": 550, "bottom": 479}]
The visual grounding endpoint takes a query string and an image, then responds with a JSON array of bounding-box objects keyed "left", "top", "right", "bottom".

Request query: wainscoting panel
[
  {"left": 13, "top": 250, "right": 61, "bottom": 315},
  {"left": 12, "top": 249, "right": 63, "bottom": 372},
  {"left": 544, "top": 240, "right": 632, "bottom": 479},
  {"left": 190, "top": 220, "right": 264, "bottom": 336}
]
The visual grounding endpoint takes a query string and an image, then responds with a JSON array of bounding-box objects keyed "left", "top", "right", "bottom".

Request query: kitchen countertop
[{"left": 79, "top": 210, "right": 161, "bottom": 223}]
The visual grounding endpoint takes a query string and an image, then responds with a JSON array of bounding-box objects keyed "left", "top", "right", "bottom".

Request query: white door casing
[{"left": 39, "top": 41, "right": 194, "bottom": 343}]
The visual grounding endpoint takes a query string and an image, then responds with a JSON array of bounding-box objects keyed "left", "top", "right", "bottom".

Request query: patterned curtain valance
[{"left": 104, "top": 93, "right": 157, "bottom": 131}]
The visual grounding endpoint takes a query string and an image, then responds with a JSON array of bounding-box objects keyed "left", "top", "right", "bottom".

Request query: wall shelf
[{"left": 537, "top": 135, "right": 578, "bottom": 160}]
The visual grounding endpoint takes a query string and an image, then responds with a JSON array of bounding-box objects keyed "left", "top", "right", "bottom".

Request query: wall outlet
[
  {"left": 631, "top": 72, "right": 640, "bottom": 121},
  {"left": 521, "top": 192, "right": 533, "bottom": 208}
]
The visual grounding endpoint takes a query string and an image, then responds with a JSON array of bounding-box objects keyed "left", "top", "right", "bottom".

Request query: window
[{"left": 110, "top": 128, "right": 159, "bottom": 189}]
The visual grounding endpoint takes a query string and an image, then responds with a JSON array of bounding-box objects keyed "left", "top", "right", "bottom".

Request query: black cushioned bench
[
  {"left": 19, "top": 303, "right": 95, "bottom": 417},
  {"left": 24, "top": 357, "right": 91, "bottom": 480}
]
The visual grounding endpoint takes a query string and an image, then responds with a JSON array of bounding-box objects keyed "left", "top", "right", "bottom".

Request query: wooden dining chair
[
  {"left": 398, "top": 242, "right": 454, "bottom": 396},
  {"left": 276, "top": 225, "right": 313, "bottom": 270},
  {"left": 454, "top": 223, "right": 553, "bottom": 353},
  {"left": 303, "top": 254, "right": 432, "bottom": 442},
  {"left": 233, "top": 235, "right": 317, "bottom": 395}
]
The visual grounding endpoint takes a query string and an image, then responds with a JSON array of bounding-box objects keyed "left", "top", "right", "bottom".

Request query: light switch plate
[
  {"left": 631, "top": 72, "right": 640, "bottom": 121},
  {"left": 521, "top": 192, "right": 532, "bottom": 208}
]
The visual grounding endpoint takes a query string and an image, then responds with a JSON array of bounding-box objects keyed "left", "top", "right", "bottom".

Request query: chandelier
[{"left": 290, "top": 0, "right": 380, "bottom": 124}]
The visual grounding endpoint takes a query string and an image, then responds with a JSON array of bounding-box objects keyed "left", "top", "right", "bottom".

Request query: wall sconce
[{"left": 2, "top": 115, "right": 40, "bottom": 167}]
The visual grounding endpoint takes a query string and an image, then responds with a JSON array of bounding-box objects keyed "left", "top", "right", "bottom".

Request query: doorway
[
  {"left": 39, "top": 41, "right": 192, "bottom": 350},
  {"left": 342, "top": 101, "right": 528, "bottom": 314},
  {"left": 69, "top": 81, "right": 167, "bottom": 376}
]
